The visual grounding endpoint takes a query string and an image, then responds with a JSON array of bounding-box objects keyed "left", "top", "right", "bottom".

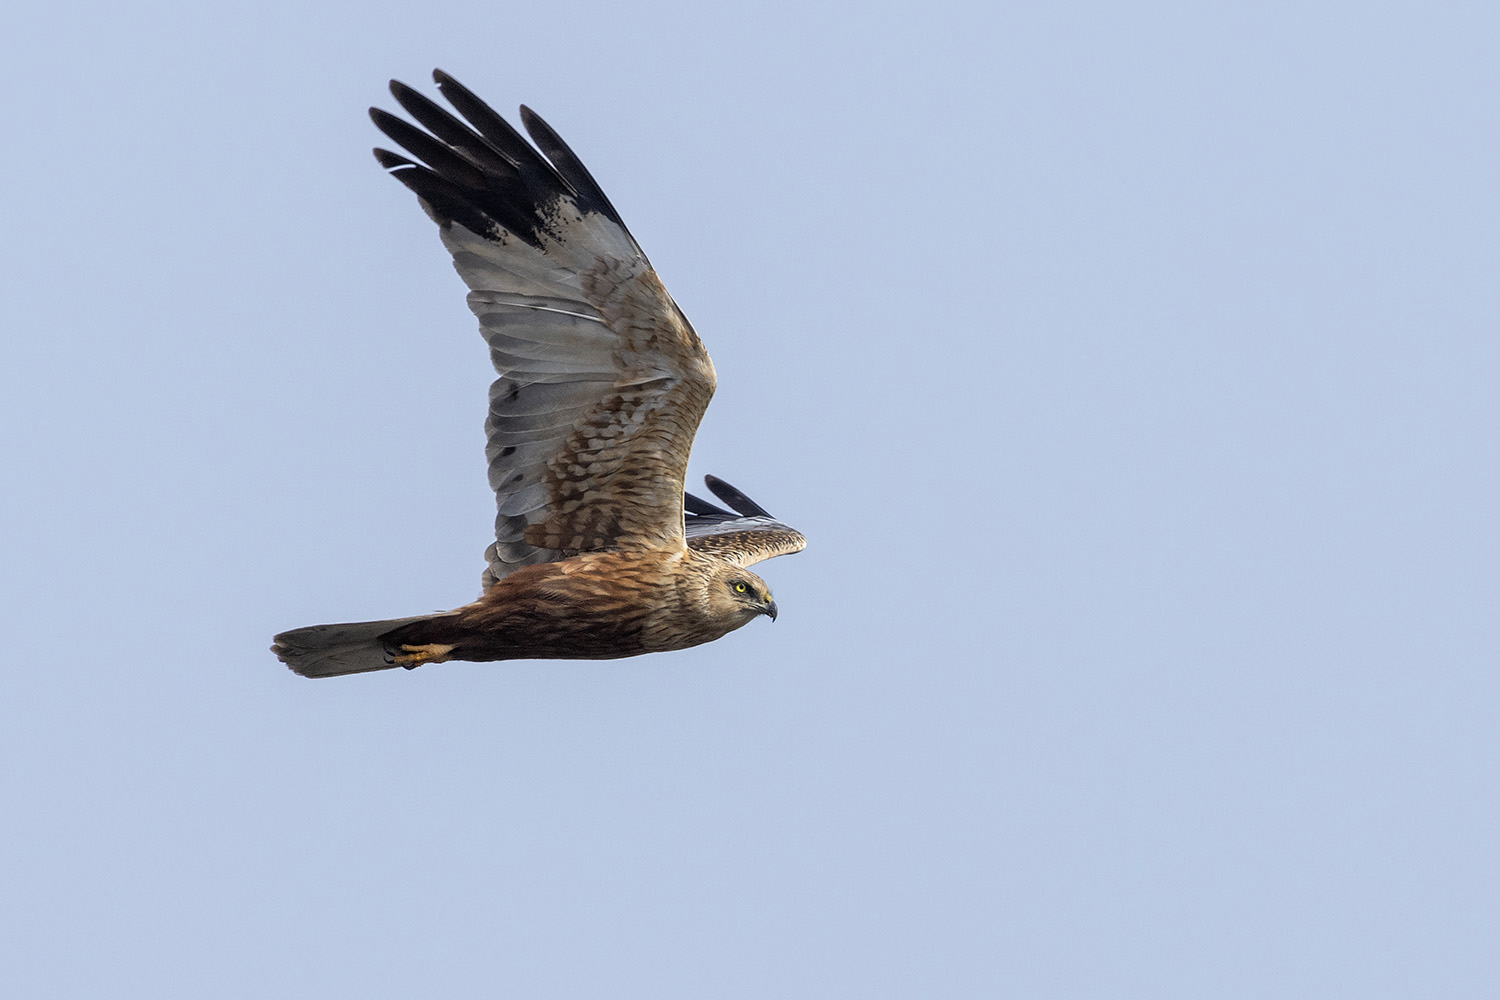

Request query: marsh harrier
[{"left": 272, "top": 71, "right": 806, "bottom": 677}]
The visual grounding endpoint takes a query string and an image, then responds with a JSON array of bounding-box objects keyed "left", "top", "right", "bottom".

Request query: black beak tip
[{"left": 764, "top": 601, "right": 778, "bottom": 622}]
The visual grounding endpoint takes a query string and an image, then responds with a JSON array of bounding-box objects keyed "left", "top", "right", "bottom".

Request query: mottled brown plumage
[
  {"left": 271, "top": 71, "right": 805, "bottom": 678},
  {"left": 381, "top": 550, "right": 775, "bottom": 664}
]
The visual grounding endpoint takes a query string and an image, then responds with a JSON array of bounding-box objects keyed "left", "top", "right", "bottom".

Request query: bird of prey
[{"left": 272, "top": 71, "right": 806, "bottom": 678}]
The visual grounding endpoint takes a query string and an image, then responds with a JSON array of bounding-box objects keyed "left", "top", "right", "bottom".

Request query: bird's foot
[{"left": 388, "top": 642, "right": 456, "bottom": 669}]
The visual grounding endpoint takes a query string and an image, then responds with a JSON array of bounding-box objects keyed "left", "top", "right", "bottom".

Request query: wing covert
[{"left": 684, "top": 476, "right": 807, "bottom": 568}]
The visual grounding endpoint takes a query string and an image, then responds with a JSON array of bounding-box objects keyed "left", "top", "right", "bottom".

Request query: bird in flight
[{"left": 272, "top": 71, "right": 806, "bottom": 678}]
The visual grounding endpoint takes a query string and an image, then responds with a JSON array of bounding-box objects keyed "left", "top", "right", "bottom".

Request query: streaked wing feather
[
  {"left": 372, "top": 72, "right": 717, "bottom": 588},
  {"left": 684, "top": 477, "right": 807, "bottom": 568},
  {"left": 686, "top": 523, "right": 808, "bottom": 567}
]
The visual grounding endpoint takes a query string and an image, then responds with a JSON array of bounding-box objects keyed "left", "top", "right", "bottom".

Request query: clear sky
[{"left": 2, "top": 0, "right": 1496, "bottom": 996}]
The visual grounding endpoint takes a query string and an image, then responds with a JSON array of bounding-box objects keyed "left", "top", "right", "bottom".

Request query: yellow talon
[{"left": 391, "top": 643, "right": 456, "bottom": 667}]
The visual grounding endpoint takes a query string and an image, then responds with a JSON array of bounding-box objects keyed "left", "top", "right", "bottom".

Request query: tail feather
[{"left": 272, "top": 614, "right": 451, "bottom": 678}]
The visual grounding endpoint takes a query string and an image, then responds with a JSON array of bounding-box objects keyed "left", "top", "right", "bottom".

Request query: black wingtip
[
  {"left": 684, "top": 492, "right": 729, "bottom": 516},
  {"left": 704, "top": 475, "right": 773, "bottom": 518},
  {"left": 372, "top": 147, "right": 414, "bottom": 170},
  {"left": 518, "top": 104, "right": 634, "bottom": 239},
  {"left": 371, "top": 71, "right": 638, "bottom": 259},
  {"left": 368, "top": 106, "right": 400, "bottom": 132},
  {"left": 389, "top": 78, "right": 419, "bottom": 105}
]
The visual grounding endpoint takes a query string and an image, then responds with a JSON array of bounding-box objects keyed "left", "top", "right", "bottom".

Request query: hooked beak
[{"left": 762, "top": 600, "right": 778, "bottom": 622}]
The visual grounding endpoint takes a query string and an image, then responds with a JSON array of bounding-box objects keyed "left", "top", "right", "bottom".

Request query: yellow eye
[{"left": 734, "top": 582, "right": 747, "bottom": 594}]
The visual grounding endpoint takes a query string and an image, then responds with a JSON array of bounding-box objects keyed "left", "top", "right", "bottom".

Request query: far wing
[
  {"left": 685, "top": 475, "right": 807, "bottom": 568},
  {"left": 371, "top": 71, "right": 717, "bottom": 588}
]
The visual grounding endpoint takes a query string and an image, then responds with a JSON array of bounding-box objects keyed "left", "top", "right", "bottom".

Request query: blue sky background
[{"left": 3, "top": 0, "right": 1497, "bottom": 996}]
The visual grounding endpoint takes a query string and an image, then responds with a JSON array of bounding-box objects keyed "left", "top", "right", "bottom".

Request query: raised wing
[
  {"left": 684, "top": 475, "right": 807, "bottom": 568},
  {"left": 371, "top": 71, "right": 717, "bottom": 588}
]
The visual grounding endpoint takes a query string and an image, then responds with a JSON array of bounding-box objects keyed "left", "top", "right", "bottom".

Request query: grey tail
[{"left": 271, "top": 614, "right": 450, "bottom": 678}]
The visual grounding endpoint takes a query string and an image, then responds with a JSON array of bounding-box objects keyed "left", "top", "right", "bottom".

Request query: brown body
[
  {"left": 272, "top": 542, "right": 781, "bottom": 677},
  {"left": 385, "top": 549, "right": 764, "bottom": 663}
]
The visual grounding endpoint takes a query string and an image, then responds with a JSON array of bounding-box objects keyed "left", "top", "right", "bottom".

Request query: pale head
[{"left": 704, "top": 562, "right": 778, "bottom": 629}]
